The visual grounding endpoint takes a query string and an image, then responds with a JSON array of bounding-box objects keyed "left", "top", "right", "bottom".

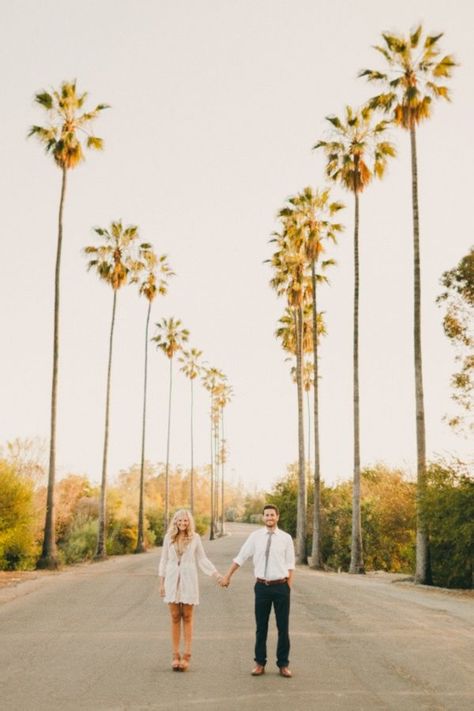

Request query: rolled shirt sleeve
[
  {"left": 233, "top": 532, "right": 256, "bottom": 567},
  {"left": 285, "top": 534, "right": 296, "bottom": 571}
]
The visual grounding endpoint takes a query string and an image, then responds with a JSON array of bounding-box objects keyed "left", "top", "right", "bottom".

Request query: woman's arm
[
  {"left": 158, "top": 534, "right": 169, "bottom": 578},
  {"left": 195, "top": 535, "right": 221, "bottom": 578}
]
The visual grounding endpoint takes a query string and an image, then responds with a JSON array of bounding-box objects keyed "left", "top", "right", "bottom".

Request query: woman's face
[{"left": 176, "top": 515, "right": 189, "bottom": 532}]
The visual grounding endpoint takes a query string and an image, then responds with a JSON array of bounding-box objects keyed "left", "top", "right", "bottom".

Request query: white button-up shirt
[{"left": 233, "top": 526, "right": 295, "bottom": 580}]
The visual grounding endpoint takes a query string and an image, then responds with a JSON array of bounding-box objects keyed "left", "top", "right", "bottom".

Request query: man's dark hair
[{"left": 263, "top": 504, "right": 279, "bottom": 515}]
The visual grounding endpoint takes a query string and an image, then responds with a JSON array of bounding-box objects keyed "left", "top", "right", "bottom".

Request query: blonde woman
[{"left": 158, "top": 509, "right": 222, "bottom": 671}]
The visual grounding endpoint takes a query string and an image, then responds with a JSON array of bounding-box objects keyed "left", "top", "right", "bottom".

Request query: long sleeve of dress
[
  {"left": 158, "top": 534, "right": 169, "bottom": 577},
  {"left": 195, "top": 535, "right": 217, "bottom": 576}
]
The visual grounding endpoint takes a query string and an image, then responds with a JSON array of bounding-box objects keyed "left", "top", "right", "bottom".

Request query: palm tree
[
  {"left": 202, "top": 366, "right": 226, "bottom": 539},
  {"left": 152, "top": 318, "right": 189, "bottom": 527},
  {"left": 280, "top": 187, "right": 343, "bottom": 569},
  {"left": 291, "top": 359, "right": 314, "bottom": 463},
  {"left": 84, "top": 221, "right": 142, "bottom": 559},
  {"left": 179, "top": 347, "right": 203, "bottom": 514},
  {"left": 270, "top": 228, "right": 310, "bottom": 563},
  {"left": 29, "top": 81, "right": 108, "bottom": 569},
  {"left": 215, "top": 382, "right": 233, "bottom": 535},
  {"left": 314, "top": 107, "right": 395, "bottom": 573},
  {"left": 359, "top": 25, "right": 457, "bottom": 585},
  {"left": 135, "top": 252, "right": 174, "bottom": 553}
]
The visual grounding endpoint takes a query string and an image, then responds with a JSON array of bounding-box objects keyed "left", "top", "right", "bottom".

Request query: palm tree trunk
[
  {"left": 411, "top": 125, "right": 430, "bottom": 585},
  {"left": 95, "top": 289, "right": 118, "bottom": 559},
  {"left": 164, "top": 357, "right": 173, "bottom": 529},
  {"left": 214, "top": 413, "right": 220, "bottom": 535},
  {"left": 209, "top": 398, "right": 215, "bottom": 540},
  {"left": 190, "top": 378, "right": 194, "bottom": 514},
  {"left": 295, "top": 306, "right": 307, "bottom": 564},
  {"left": 306, "top": 390, "right": 311, "bottom": 465},
  {"left": 350, "top": 189, "right": 364, "bottom": 574},
  {"left": 220, "top": 410, "right": 225, "bottom": 536},
  {"left": 310, "top": 260, "right": 323, "bottom": 569},
  {"left": 37, "top": 166, "right": 67, "bottom": 570},
  {"left": 135, "top": 299, "right": 151, "bottom": 553}
]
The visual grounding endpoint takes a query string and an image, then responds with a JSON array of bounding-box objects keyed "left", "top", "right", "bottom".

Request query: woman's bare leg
[
  {"left": 169, "top": 603, "right": 182, "bottom": 654},
  {"left": 182, "top": 604, "right": 194, "bottom": 656}
]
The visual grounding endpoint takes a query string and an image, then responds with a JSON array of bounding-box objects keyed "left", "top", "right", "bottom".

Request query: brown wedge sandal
[
  {"left": 179, "top": 653, "right": 191, "bottom": 671},
  {"left": 171, "top": 653, "right": 181, "bottom": 671}
]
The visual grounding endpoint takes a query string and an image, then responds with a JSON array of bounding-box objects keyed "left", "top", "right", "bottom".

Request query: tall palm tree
[
  {"left": 215, "top": 382, "right": 233, "bottom": 535},
  {"left": 152, "top": 318, "right": 189, "bottom": 527},
  {"left": 135, "top": 252, "right": 174, "bottom": 554},
  {"left": 314, "top": 107, "right": 395, "bottom": 573},
  {"left": 280, "top": 187, "right": 343, "bottom": 569},
  {"left": 84, "top": 221, "right": 142, "bottom": 559},
  {"left": 179, "top": 347, "right": 203, "bottom": 514},
  {"left": 270, "top": 228, "right": 310, "bottom": 563},
  {"left": 359, "top": 25, "right": 457, "bottom": 584},
  {"left": 29, "top": 81, "right": 108, "bottom": 569},
  {"left": 202, "top": 366, "right": 226, "bottom": 540}
]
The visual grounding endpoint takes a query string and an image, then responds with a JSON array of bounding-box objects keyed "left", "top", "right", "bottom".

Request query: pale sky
[{"left": 1, "top": 0, "right": 472, "bottom": 493}]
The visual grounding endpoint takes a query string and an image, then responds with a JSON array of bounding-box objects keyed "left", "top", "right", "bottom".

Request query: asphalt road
[{"left": 1, "top": 523, "right": 473, "bottom": 711}]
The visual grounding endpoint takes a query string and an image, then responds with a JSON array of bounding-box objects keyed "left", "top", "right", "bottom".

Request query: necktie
[{"left": 263, "top": 531, "right": 274, "bottom": 580}]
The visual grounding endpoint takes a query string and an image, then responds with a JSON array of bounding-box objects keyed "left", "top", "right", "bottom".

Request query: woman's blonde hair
[{"left": 166, "top": 509, "right": 196, "bottom": 544}]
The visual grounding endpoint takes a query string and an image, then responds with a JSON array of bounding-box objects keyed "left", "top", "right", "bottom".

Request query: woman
[{"left": 158, "top": 509, "right": 222, "bottom": 671}]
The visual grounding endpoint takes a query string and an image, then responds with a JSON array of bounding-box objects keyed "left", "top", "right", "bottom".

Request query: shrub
[
  {"left": 421, "top": 461, "right": 474, "bottom": 589},
  {"left": 0, "top": 462, "right": 38, "bottom": 570},
  {"left": 59, "top": 517, "right": 98, "bottom": 564}
]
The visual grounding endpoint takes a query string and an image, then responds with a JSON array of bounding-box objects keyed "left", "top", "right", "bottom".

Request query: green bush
[
  {"left": 0, "top": 462, "right": 37, "bottom": 570},
  {"left": 146, "top": 508, "right": 165, "bottom": 546},
  {"left": 421, "top": 461, "right": 474, "bottom": 589},
  {"left": 59, "top": 517, "right": 98, "bottom": 564},
  {"left": 107, "top": 517, "right": 138, "bottom": 555}
]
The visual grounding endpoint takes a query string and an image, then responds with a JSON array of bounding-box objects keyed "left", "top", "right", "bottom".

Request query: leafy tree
[
  {"left": 29, "top": 81, "right": 108, "bottom": 569},
  {"left": 360, "top": 25, "right": 457, "bottom": 583},
  {"left": 437, "top": 247, "right": 474, "bottom": 435},
  {"left": 0, "top": 462, "right": 37, "bottom": 570},
  {"left": 314, "top": 106, "right": 395, "bottom": 574},
  {"left": 421, "top": 461, "right": 474, "bottom": 589},
  {"left": 84, "top": 221, "right": 144, "bottom": 558}
]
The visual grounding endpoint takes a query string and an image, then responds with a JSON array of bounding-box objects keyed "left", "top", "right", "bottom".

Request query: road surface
[{"left": 1, "top": 523, "right": 473, "bottom": 710}]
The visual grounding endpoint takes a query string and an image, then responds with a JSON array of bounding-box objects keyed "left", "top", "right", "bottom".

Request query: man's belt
[{"left": 256, "top": 577, "right": 288, "bottom": 586}]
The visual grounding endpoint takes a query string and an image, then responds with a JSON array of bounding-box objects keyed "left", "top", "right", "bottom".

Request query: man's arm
[{"left": 220, "top": 533, "right": 255, "bottom": 587}]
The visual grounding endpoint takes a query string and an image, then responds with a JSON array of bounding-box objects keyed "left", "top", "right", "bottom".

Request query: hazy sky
[{"left": 1, "top": 0, "right": 472, "bottom": 493}]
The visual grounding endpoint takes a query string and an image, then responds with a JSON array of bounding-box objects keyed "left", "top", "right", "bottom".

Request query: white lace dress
[{"left": 158, "top": 532, "right": 217, "bottom": 605}]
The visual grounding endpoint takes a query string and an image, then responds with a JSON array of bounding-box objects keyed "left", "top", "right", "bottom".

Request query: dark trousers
[{"left": 254, "top": 581, "right": 290, "bottom": 668}]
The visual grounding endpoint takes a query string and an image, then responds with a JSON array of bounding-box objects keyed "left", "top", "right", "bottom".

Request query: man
[{"left": 221, "top": 504, "right": 295, "bottom": 677}]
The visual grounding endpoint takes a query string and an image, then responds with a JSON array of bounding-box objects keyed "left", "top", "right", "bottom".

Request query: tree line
[
  {"left": 268, "top": 25, "right": 460, "bottom": 584},
  {"left": 29, "top": 83, "right": 232, "bottom": 569}
]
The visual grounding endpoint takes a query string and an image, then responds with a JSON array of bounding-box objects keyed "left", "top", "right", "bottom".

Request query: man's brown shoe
[
  {"left": 251, "top": 664, "right": 265, "bottom": 676},
  {"left": 279, "top": 667, "right": 292, "bottom": 678}
]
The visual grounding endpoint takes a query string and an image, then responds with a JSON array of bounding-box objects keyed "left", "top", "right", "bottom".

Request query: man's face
[{"left": 263, "top": 508, "right": 279, "bottom": 528}]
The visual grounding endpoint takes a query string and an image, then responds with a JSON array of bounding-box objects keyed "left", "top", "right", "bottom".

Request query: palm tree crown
[
  {"left": 29, "top": 80, "right": 108, "bottom": 169},
  {"left": 314, "top": 105, "right": 395, "bottom": 193},
  {"left": 84, "top": 221, "right": 144, "bottom": 289},
  {"left": 179, "top": 348, "right": 204, "bottom": 381},
  {"left": 359, "top": 26, "right": 457, "bottom": 129},
  {"left": 153, "top": 318, "right": 190, "bottom": 357}
]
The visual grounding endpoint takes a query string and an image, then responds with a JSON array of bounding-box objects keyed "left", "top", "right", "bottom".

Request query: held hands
[{"left": 214, "top": 572, "right": 230, "bottom": 588}]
